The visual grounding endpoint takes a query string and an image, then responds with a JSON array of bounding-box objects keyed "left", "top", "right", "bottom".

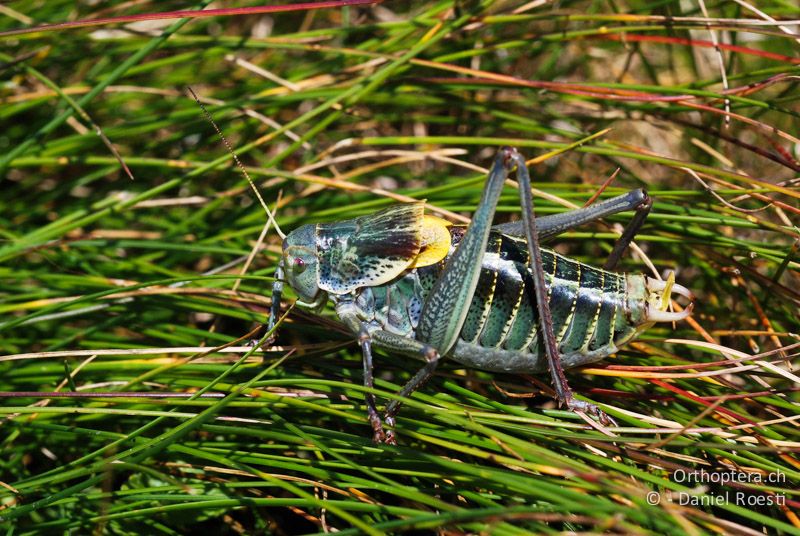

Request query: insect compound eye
[{"left": 293, "top": 257, "right": 306, "bottom": 274}]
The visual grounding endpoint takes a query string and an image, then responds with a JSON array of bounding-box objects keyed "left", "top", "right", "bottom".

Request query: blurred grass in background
[{"left": 1, "top": 0, "right": 799, "bottom": 533}]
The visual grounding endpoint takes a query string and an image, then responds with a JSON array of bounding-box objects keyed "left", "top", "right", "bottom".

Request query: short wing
[{"left": 317, "top": 203, "right": 424, "bottom": 294}]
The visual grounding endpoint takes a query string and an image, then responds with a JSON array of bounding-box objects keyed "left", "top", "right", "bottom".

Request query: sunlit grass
[{"left": 1, "top": 1, "right": 799, "bottom": 534}]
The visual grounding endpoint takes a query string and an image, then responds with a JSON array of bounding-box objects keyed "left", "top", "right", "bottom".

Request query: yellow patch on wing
[{"left": 408, "top": 215, "right": 451, "bottom": 268}]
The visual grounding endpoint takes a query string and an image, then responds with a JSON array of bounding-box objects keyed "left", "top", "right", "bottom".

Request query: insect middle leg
[
  {"left": 336, "top": 303, "right": 387, "bottom": 442},
  {"left": 370, "top": 330, "right": 440, "bottom": 445}
]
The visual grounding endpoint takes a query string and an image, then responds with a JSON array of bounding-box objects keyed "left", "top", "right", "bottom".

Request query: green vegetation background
[{"left": 1, "top": 1, "right": 798, "bottom": 534}]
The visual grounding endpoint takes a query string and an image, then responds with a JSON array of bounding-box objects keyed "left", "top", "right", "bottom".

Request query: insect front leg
[
  {"left": 264, "top": 264, "right": 285, "bottom": 345},
  {"left": 336, "top": 302, "right": 387, "bottom": 443}
]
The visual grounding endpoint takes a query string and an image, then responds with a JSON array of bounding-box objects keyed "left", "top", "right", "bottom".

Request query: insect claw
[
  {"left": 381, "top": 416, "right": 398, "bottom": 445},
  {"left": 382, "top": 427, "right": 397, "bottom": 445},
  {"left": 597, "top": 410, "right": 617, "bottom": 428},
  {"left": 372, "top": 428, "right": 387, "bottom": 444},
  {"left": 566, "top": 398, "right": 616, "bottom": 427}
]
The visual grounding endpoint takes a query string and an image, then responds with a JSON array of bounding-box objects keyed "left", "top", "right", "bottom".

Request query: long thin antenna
[{"left": 186, "top": 86, "right": 286, "bottom": 239}]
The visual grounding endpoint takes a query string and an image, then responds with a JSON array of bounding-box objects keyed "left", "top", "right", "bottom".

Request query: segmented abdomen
[{"left": 452, "top": 229, "right": 636, "bottom": 359}]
